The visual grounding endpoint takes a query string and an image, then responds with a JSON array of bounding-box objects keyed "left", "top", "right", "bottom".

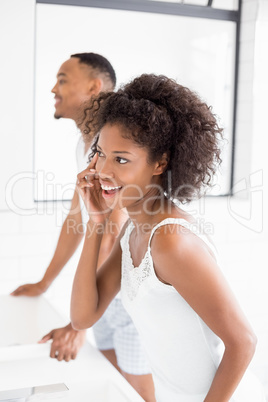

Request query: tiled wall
[
  {"left": 0, "top": 205, "right": 77, "bottom": 313},
  {"left": 0, "top": 0, "right": 267, "bottom": 394},
  {"left": 236, "top": 0, "right": 268, "bottom": 391},
  {"left": 190, "top": 197, "right": 268, "bottom": 390}
]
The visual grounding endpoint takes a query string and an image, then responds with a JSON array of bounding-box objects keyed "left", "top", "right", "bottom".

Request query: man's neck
[
  {"left": 74, "top": 120, "right": 92, "bottom": 154},
  {"left": 83, "top": 141, "right": 91, "bottom": 153}
]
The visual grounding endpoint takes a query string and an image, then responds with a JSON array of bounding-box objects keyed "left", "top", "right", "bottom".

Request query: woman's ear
[{"left": 153, "top": 153, "right": 169, "bottom": 176}]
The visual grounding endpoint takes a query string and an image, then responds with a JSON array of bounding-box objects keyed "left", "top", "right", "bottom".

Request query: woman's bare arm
[
  {"left": 71, "top": 218, "right": 129, "bottom": 330},
  {"left": 152, "top": 226, "right": 256, "bottom": 402}
]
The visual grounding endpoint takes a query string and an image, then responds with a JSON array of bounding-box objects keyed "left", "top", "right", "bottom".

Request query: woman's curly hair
[{"left": 82, "top": 74, "right": 223, "bottom": 202}]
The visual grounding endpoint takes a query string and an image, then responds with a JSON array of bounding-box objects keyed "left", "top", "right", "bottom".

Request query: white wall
[
  {"left": 0, "top": 0, "right": 76, "bottom": 314},
  {"left": 0, "top": 0, "right": 35, "bottom": 212},
  {"left": 0, "top": 0, "right": 267, "bottom": 394}
]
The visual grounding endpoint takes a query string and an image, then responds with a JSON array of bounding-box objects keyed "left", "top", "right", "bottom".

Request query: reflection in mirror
[{"left": 34, "top": 3, "right": 236, "bottom": 200}]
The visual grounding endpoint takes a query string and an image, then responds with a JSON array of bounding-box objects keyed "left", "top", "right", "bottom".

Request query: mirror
[{"left": 34, "top": 3, "right": 236, "bottom": 200}]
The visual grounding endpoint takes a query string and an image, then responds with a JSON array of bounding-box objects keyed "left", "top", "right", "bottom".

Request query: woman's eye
[
  {"left": 97, "top": 150, "right": 104, "bottom": 157},
  {"left": 116, "top": 157, "right": 128, "bottom": 164},
  {"left": 59, "top": 80, "right": 66, "bottom": 85}
]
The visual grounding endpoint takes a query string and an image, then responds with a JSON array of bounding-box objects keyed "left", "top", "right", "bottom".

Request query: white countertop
[
  {"left": 0, "top": 295, "right": 144, "bottom": 401},
  {"left": 0, "top": 342, "right": 144, "bottom": 401}
]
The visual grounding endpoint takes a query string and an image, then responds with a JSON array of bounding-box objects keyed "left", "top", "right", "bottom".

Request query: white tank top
[{"left": 120, "top": 218, "right": 265, "bottom": 402}]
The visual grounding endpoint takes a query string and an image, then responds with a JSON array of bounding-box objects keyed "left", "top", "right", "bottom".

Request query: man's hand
[
  {"left": 39, "top": 323, "right": 86, "bottom": 362},
  {"left": 10, "top": 281, "right": 47, "bottom": 297}
]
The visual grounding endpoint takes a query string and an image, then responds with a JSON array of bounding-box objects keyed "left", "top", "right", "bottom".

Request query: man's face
[{"left": 51, "top": 57, "right": 94, "bottom": 120}]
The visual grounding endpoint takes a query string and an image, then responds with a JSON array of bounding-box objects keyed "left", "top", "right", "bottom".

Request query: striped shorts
[{"left": 93, "top": 297, "right": 151, "bottom": 375}]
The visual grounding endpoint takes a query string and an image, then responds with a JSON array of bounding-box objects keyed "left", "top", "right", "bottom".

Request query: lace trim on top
[
  {"left": 121, "top": 221, "right": 151, "bottom": 301},
  {"left": 121, "top": 218, "right": 203, "bottom": 302}
]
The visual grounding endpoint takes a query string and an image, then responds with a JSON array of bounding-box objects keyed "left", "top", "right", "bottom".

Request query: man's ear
[
  {"left": 153, "top": 153, "right": 169, "bottom": 176},
  {"left": 87, "top": 78, "right": 103, "bottom": 96}
]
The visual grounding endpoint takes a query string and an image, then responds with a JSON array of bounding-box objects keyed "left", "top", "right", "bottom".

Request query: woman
[{"left": 71, "top": 74, "right": 265, "bottom": 401}]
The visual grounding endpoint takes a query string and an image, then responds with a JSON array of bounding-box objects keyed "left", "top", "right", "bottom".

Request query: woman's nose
[{"left": 97, "top": 158, "right": 114, "bottom": 180}]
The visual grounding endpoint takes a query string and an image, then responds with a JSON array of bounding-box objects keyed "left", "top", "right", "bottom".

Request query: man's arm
[
  {"left": 10, "top": 188, "right": 88, "bottom": 362},
  {"left": 11, "top": 189, "right": 84, "bottom": 296}
]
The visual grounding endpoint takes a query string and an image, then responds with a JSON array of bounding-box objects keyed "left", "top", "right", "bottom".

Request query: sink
[
  {"left": 0, "top": 381, "right": 139, "bottom": 402},
  {"left": 59, "top": 380, "right": 143, "bottom": 401},
  {"left": 0, "top": 295, "right": 66, "bottom": 361},
  {"left": 0, "top": 383, "right": 68, "bottom": 401}
]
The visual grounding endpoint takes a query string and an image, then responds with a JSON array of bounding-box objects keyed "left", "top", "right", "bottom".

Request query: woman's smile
[
  {"left": 100, "top": 183, "right": 123, "bottom": 199},
  {"left": 96, "top": 124, "right": 163, "bottom": 211}
]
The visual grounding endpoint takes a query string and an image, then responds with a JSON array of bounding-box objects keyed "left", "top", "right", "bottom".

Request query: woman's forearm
[
  {"left": 71, "top": 220, "right": 105, "bottom": 330},
  {"left": 204, "top": 333, "right": 257, "bottom": 402}
]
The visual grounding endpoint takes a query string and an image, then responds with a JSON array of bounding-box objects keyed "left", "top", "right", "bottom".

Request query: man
[{"left": 11, "top": 53, "right": 155, "bottom": 401}]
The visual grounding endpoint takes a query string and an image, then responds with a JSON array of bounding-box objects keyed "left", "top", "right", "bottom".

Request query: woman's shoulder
[
  {"left": 150, "top": 206, "right": 196, "bottom": 243},
  {"left": 150, "top": 217, "right": 198, "bottom": 255},
  {"left": 150, "top": 212, "right": 216, "bottom": 267},
  {"left": 150, "top": 219, "right": 217, "bottom": 287}
]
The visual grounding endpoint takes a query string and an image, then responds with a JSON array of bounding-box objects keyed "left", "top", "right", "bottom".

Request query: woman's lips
[{"left": 101, "top": 187, "right": 122, "bottom": 199}]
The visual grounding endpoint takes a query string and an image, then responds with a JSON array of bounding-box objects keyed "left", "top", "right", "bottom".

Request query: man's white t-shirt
[{"left": 76, "top": 136, "right": 90, "bottom": 228}]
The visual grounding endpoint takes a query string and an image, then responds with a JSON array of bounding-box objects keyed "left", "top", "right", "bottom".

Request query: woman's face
[{"left": 96, "top": 123, "right": 164, "bottom": 212}]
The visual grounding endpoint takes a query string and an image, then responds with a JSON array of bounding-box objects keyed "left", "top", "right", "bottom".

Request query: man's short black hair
[{"left": 71, "top": 52, "right": 116, "bottom": 89}]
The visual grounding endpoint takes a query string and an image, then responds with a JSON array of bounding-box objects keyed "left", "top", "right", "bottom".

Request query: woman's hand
[
  {"left": 39, "top": 323, "right": 86, "bottom": 362},
  {"left": 77, "top": 153, "right": 111, "bottom": 223}
]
